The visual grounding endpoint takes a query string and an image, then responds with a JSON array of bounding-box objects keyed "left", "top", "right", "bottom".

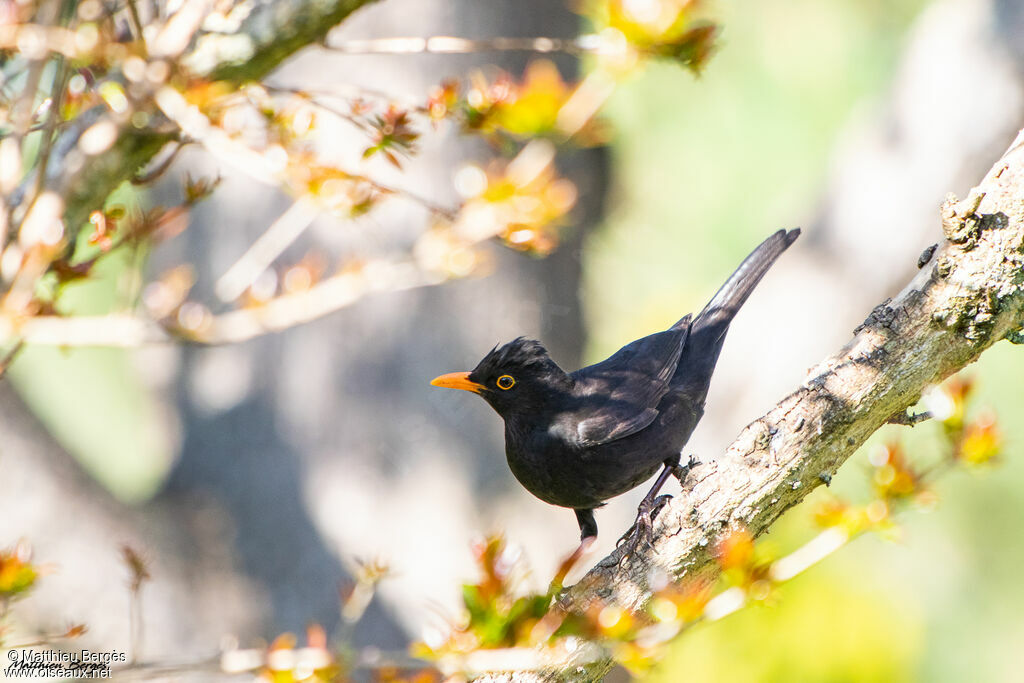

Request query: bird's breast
[
  {"left": 504, "top": 435, "right": 581, "bottom": 508},
  {"left": 502, "top": 418, "right": 666, "bottom": 510}
]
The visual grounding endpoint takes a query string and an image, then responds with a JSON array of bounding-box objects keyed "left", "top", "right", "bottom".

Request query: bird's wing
[{"left": 571, "top": 318, "right": 691, "bottom": 446}]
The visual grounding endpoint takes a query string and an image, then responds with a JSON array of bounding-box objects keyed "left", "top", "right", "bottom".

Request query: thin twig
[
  {"left": 768, "top": 527, "right": 851, "bottom": 583},
  {"left": 0, "top": 258, "right": 450, "bottom": 347},
  {"left": 0, "top": 25, "right": 84, "bottom": 59},
  {"left": 5, "top": 56, "right": 49, "bottom": 237},
  {"left": 129, "top": 586, "right": 142, "bottom": 663},
  {"left": 4, "top": 0, "right": 73, "bottom": 249},
  {"left": 131, "top": 141, "right": 188, "bottom": 185},
  {"left": 250, "top": 89, "right": 458, "bottom": 220},
  {"left": 5, "top": 314, "right": 168, "bottom": 347},
  {"left": 163, "top": 81, "right": 458, "bottom": 247},
  {"left": 108, "top": 646, "right": 435, "bottom": 680},
  {"left": 154, "top": 85, "right": 280, "bottom": 184},
  {"left": 149, "top": 0, "right": 212, "bottom": 59},
  {"left": 322, "top": 35, "right": 598, "bottom": 56},
  {"left": 285, "top": 93, "right": 373, "bottom": 134},
  {"left": 196, "top": 258, "right": 448, "bottom": 344},
  {"left": 124, "top": 0, "right": 148, "bottom": 53},
  {"left": 0, "top": 117, "right": 75, "bottom": 140},
  {"left": 0, "top": 340, "right": 25, "bottom": 378},
  {"left": 555, "top": 70, "right": 616, "bottom": 138},
  {"left": 264, "top": 82, "right": 426, "bottom": 112},
  {"left": 214, "top": 198, "right": 319, "bottom": 303},
  {"left": 249, "top": 87, "right": 381, "bottom": 149},
  {"left": 28, "top": 52, "right": 73, "bottom": 219},
  {"left": 367, "top": 177, "right": 458, "bottom": 221}
]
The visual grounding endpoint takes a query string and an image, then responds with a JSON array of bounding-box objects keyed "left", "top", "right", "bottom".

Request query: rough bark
[{"left": 471, "top": 129, "right": 1024, "bottom": 682}]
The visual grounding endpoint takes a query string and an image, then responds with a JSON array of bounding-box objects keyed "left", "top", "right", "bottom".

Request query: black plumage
[{"left": 432, "top": 229, "right": 800, "bottom": 553}]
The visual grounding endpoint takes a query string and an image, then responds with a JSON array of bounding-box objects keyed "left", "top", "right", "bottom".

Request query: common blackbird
[{"left": 431, "top": 229, "right": 800, "bottom": 555}]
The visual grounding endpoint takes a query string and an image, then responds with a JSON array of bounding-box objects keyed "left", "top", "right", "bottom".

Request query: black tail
[
  {"left": 695, "top": 228, "right": 799, "bottom": 337},
  {"left": 671, "top": 228, "right": 799, "bottom": 398}
]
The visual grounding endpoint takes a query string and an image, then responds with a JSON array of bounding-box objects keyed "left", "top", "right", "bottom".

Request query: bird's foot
[
  {"left": 616, "top": 494, "right": 672, "bottom": 559},
  {"left": 672, "top": 454, "right": 701, "bottom": 483}
]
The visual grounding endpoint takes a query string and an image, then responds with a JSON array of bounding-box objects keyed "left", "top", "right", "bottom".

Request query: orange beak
[{"left": 430, "top": 371, "right": 485, "bottom": 394}]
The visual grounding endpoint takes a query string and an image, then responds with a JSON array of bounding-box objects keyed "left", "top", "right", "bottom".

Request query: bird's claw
[
  {"left": 672, "top": 454, "right": 701, "bottom": 483},
  {"left": 616, "top": 494, "right": 672, "bottom": 559}
]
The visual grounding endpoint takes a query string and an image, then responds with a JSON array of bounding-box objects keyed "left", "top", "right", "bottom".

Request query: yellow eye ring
[{"left": 496, "top": 374, "right": 515, "bottom": 390}]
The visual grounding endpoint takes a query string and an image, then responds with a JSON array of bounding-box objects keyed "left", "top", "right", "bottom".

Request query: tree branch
[
  {"left": 188, "top": 0, "right": 382, "bottom": 81},
  {"left": 473, "top": 130, "right": 1024, "bottom": 682}
]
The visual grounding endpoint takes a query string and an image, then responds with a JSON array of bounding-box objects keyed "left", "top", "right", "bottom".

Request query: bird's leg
[
  {"left": 618, "top": 455, "right": 703, "bottom": 558},
  {"left": 671, "top": 454, "right": 701, "bottom": 484},
  {"left": 617, "top": 464, "right": 676, "bottom": 558},
  {"left": 574, "top": 508, "right": 598, "bottom": 544}
]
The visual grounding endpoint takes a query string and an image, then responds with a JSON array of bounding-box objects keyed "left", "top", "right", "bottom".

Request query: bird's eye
[{"left": 496, "top": 374, "right": 515, "bottom": 390}]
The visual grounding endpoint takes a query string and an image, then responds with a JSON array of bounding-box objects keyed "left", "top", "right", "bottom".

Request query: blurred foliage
[
  {"left": 0, "top": 0, "right": 720, "bottom": 505},
  {"left": 581, "top": 0, "right": 718, "bottom": 71},
  {"left": 412, "top": 533, "right": 713, "bottom": 676},
  {"left": 647, "top": 570, "right": 924, "bottom": 683},
  {"left": 0, "top": 0, "right": 722, "bottom": 349},
  {"left": 0, "top": 541, "right": 38, "bottom": 602},
  {"left": 0, "top": 0, "right": 719, "bottom": 504},
  {"left": 0, "top": 540, "right": 88, "bottom": 649},
  {"left": 432, "top": 61, "right": 603, "bottom": 146}
]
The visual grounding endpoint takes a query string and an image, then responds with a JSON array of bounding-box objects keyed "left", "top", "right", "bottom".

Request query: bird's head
[{"left": 431, "top": 337, "right": 573, "bottom": 418}]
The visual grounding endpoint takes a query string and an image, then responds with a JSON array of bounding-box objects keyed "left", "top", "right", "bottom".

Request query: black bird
[{"left": 431, "top": 229, "right": 800, "bottom": 555}]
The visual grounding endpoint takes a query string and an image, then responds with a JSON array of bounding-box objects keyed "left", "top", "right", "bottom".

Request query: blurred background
[{"left": 3, "top": 0, "right": 1024, "bottom": 680}]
